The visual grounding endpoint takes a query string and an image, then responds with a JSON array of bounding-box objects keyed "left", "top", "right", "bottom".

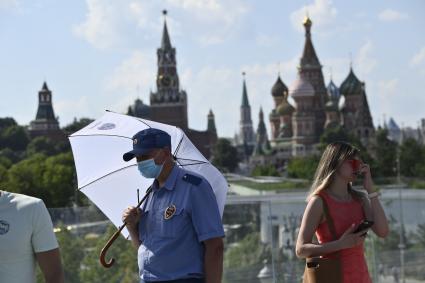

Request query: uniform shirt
[
  {"left": 0, "top": 191, "right": 59, "bottom": 283},
  {"left": 137, "top": 165, "right": 225, "bottom": 282}
]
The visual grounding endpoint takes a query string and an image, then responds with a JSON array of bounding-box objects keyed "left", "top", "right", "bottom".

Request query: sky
[{"left": 1, "top": 0, "right": 424, "bottom": 138}]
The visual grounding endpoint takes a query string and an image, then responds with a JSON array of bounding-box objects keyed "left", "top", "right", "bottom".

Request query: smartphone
[{"left": 353, "top": 220, "right": 374, "bottom": 236}]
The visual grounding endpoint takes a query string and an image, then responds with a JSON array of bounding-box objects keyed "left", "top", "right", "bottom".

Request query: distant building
[
  {"left": 384, "top": 117, "right": 425, "bottom": 144},
  {"left": 126, "top": 11, "right": 217, "bottom": 158},
  {"left": 234, "top": 73, "right": 256, "bottom": 160},
  {"left": 243, "top": 16, "right": 375, "bottom": 167},
  {"left": 29, "top": 82, "right": 65, "bottom": 141}
]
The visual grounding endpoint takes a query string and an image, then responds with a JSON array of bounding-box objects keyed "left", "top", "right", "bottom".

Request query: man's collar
[
  {"left": 153, "top": 165, "right": 179, "bottom": 191},
  {"left": 163, "top": 165, "right": 179, "bottom": 191}
]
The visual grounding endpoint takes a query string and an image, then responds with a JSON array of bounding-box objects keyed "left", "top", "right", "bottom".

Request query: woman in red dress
[{"left": 296, "top": 141, "right": 389, "bottom": 283}]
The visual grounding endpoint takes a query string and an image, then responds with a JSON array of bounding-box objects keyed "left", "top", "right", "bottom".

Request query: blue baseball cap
[{"left": 123, "top": 128, "right": 171, "bottom": 162}]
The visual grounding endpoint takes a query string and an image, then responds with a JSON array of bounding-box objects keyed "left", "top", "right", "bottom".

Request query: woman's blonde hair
[{"left": 307, "top": 141, "right": 365, "bottom": 201}]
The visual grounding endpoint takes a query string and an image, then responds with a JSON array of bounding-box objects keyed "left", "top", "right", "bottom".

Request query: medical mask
[{"left": 137, "top": 158, "right": 164, "bottom": 179}]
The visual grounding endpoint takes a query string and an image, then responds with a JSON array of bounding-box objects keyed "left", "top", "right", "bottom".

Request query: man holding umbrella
[{"left": 122, "top": 128, "right": 225, "bottom": 283}]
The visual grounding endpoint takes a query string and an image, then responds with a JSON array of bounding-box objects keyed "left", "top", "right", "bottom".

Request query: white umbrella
[{"left": 69, "top": 110, "right": 228, "bottom": 266}]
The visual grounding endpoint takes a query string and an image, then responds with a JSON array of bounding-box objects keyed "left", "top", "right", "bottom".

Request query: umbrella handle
[{"left": 99, "top": 186, "right": 153, "bottom": 268}]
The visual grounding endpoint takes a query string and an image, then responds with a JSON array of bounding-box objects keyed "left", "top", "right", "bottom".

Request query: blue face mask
[{"left": 137, "top": 158, "right": 164, "bottom": 179}]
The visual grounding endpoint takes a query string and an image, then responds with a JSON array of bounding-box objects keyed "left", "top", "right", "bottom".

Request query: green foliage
[
  {"left": 319, "top": 125, "right": 355, "bottom": 149},
  {"left": 211, "top": 138, "right": 239, "bottom": 173},
  {"left": 80, "top": 226, "right": 138, "bottom": 283},
  {"left": 0, "top": 117, "right": 17, "bottom": 131},
  {"left": 6, "top": 153, "right": 76, "bottom": 207},
  {"left": 53, "top": 227, "right": 85, "bottom": 283},
  {"left": 287, "top": 155, "right": 320, "bottom": 180},
  {"left": 27, "top": 136, "right": 61, "bottom": 156},
  {"left": 400, "top": 138, "right": 425, "bottom": 177},
  {"left": 251, "top": 164, "right": 280, "bottom": 177},
  {"left": 373, "top": 128, "right": 398, "bottom": 177},
  {"left": 224, "top": 232, "right": 269, "bottom": 268},
  {"left": 0, "top": 148, "right": 22, "bottom": 163},
  {"left": 0, "top": 125, "right": 30, "bottom": 151}
]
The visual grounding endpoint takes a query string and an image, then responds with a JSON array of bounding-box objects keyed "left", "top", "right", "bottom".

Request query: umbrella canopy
[{"left": 69, "top": 110, "right": 228, "bottom": 238}]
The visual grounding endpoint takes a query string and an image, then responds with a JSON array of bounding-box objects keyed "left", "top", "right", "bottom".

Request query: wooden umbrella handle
[{"left": 99, "top": 186, "right": 152, "bottom": 268}]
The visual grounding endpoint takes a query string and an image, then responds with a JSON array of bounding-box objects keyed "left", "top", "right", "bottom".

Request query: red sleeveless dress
[{"left": 316, "top": 191, "right": 372, "bottom": 283}]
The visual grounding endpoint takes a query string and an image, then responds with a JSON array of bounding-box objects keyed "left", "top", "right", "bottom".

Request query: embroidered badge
[
  {"left": 0, "top": 220, "right": 10, "bottom": 235},
  {"left": 164, "top": 204, "right": 176, "bottom": 220}
]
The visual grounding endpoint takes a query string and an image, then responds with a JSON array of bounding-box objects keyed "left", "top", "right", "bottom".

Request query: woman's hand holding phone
[{"left": 337, "top": 223, "right": 366, "bottom": 250}]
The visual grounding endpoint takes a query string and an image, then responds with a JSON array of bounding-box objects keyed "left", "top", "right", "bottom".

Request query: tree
[
  {"left": 400, "top": 138, "right": 425, "bottom": 177},
  {"left": 224, "top": 232, "right": 269, "bottom": 269},
  {"left": 319, "top": 126, "right": 354, "bottom": 149},
  {"left": 27, "top": 136, "right": 59, "bottom": 156},
  {"left": 0, "top": 125, "right": 30, "bottom": 151},
  {"left": 251, "top": 164, "right": 280, "bottom": 177},
  {"left": 287, "top": 155, "right": 320, "bottom": 180},
  {"left": 211, "top": 138, "right": 239, "bottom": 173},
  {"left": 36, "top": 226, "right": 85, "bottom": 283},
  {"left": 0, "top": 117, "right": 17, "bottom": 131},
  {"left": 6, "top": 153, "right": 77, "bottom": 207},
  {"left": 80, "top": 226, "right": 138, "bottom": 283},
  {"left": 373, "top": 128, "right": 397, "bottom": 177}
]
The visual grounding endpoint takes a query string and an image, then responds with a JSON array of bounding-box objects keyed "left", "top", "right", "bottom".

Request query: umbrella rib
[
  {"left": 179, "top": 161, "right": 208, "bottom": 166},
  {"left": 176, "top": 157, "right": 208, "bottom": 164},
  {"left": 78, "top": 164, "right": 137, "bottom": 191},
  {"left": 69, "top": 134, "right": 132, "bottom": 140},
  {"left": 173, "top": 134, "right": 184, "bottom": 156}
]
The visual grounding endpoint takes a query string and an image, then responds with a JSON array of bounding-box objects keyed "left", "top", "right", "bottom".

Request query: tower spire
[
  {"left": 161, "top": 10, "right": 172, "bottom": 49},
  {"left": 241, "top": 72, "right": 249, "bottom": 107},
  {"left": 300, "top": 15, "right": 320, "bottom": 68}
]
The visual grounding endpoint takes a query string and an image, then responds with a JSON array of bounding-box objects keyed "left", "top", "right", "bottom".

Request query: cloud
[
  {"left": 0, "top": 0, "right": 19, "bottom": 11},
  {"left": 74, "top": 0, "right": 249, "bottom": 49},
  {"left": 256, "top": 34, "right": 280, "bottom": 47},
  {"left": 290, "top": 0, "right": 337, "bottom": 33},
  {"left": 377, "top": 79, "right": 399, "bottom": 97},
  {"left": 410, "top": 47, "right": 425, "bottom": 67},
  {"left": 354, "top": 40, "right": 377, "bottom": 76},
  {"left": 105, "top": 50, "right": 156, "bottom": 95},
  {"left": 378, "top": 9, "right": 408, "bottom": 22},
  {"left": 166, "top": 0, "right": 249, "bottom": 46},
  {"left": 73, "top": 0, "right": 127, "bottom": 49},
  {"left": 55, "top": 96, "right": 92, "bottom": 126}
]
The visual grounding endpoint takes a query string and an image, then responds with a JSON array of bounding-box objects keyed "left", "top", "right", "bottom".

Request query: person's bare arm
[
  {"left": 360, "top": 164, "right": 389, "bottom": 238},
  {"left": 35, "top": 248, "right": 65, "bottom": 283},
  {"left": 295, "top": 196, "right": 365, "bottom": 258},
  {"left": 204, "top": 237, "right": 224, "bottom": 283}
]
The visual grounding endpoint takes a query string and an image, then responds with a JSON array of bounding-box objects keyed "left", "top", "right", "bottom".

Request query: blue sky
[{"left": 1, "top": 0, "right": 424, "bottom": 137}]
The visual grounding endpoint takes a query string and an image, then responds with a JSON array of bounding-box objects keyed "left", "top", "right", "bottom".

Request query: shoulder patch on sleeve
[{"left": 182, "top": 174, "right": 203, "bottom": 186}]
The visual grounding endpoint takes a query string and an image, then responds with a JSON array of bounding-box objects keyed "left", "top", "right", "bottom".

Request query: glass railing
[{"left": 44, "top": 194, "right": 425, "bottom": 283}]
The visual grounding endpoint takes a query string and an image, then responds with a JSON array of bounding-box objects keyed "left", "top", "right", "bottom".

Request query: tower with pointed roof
[
  {"left": 269, "top": 74, "right": 290, "bottom": 140},
  {"left": 324, "top": 80, "right": 341, "bottom": 129},
  {"left": 125, "top": 11, "right": 217, "bottom": 159},
  {"left": 207, "top": 109, "right": 217, "bottom": 135},
  {"left": 29, "top": 82, "right": 64, "bottom": 140},
  {"left": 149, "top": 10, "right": 188, "bottom": 129},
  {"left": 298, "top": 16, "right": 327, "bottom": 140},
  {"left": 340, "top": 67, "right": 375, "bottom": 145},
  {"left": 239, "top": 73, "right": 255, "bottom": 155},
  {"left": 252, "top": 107, "right": 271, "bottom": 156}
]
